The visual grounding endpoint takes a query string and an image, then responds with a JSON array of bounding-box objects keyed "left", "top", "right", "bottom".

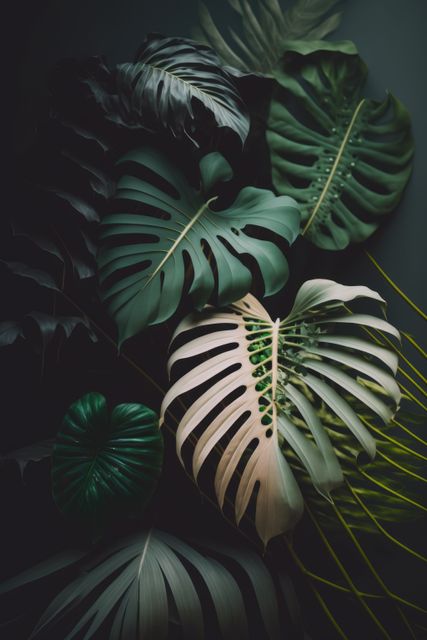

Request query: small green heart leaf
[
  {"left": 97, "top": 146, "right": 300, "bottom": 345},
  {"left": 52, "top": 392, "right": 163, "bottom": 529},
  {"left": 266, "top": 40, "right": 414, "bottom": 250}
]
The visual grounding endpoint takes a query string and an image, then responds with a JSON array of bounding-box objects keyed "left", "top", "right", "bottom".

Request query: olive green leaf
[
  {"left": 161, "top": 279, "right": 400, "bottom": 545},
  {"left": 116, "top": 33, "right": 250, "bottom": 144},
  {"left": 266, "top": 40, "right": 414, "bottom": 250},
  {"left": 195, "top": 0, "right": 343, "bottom": 75},
  {"left": 52, "top": 392, "right": 163, "bottom": 528},
  {"left": 97, "top": 146, "right": 300, "bottom": 345}
]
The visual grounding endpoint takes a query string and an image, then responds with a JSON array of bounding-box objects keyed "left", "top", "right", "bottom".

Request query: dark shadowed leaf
[
  {"left": 1, "top": 439, "right": 54, "bottom": 478},
  {"left": 116, "top": 34, "right": 250, "bottom": 144},
  {"left": 52, "top": 393, "right": 163, "bottom": 529},
  {"left": 0, "top": 321, "right": 24, "bottom": 347},
  {"left": 0, "top": 531, "right": 298, "bottom": 639}
]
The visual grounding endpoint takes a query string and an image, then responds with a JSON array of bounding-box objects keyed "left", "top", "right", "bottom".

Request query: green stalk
[
  {"left": 305, "top": 504, "right": 391, "bottom": 639},
  {"left": 345, "top": 479, "right": 427, "bottom": 563},
  {"left": 331, "top": 501, "right": 418, "bottom": 639},
  {"left": 365, "top": 252, "right": 427, "bottom": 321}
]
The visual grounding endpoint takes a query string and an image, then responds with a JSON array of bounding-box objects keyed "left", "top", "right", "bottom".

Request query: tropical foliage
[
  {"left": 52, "top": 392, "right": 163, "bottom": 530},
  {"left": 161, "top": 279, "right": 401, "bottom": 544},
  {"left": 1, "top": 1, "right": 425, "bottom": 639},
  {"left": 267, "top": 41, "right": 414, "bottom": 249},
  {"left": 98, "top": 146, "right": 300, "bottom": 344}
]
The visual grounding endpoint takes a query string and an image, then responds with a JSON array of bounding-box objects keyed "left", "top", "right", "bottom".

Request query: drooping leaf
[
  {"left": 0, "top": 530, "right": 297, "bottom": 640},
  {"left": 52, "top": 393, "right": 163, "bottom": 529},
  {"left": 2, "top": 261, "right": 60, "bottom": 291},
  {"left": 161, "top": 279, "right": 400, "bottom": 545},
  {"left": 0, "top": 314, "right": 96, "bottom": 354},
  {"left": 196, "top": 0, "right": 343, "bottom": 75},
  {"left": 116, "top": 34, "right": 250, "bottom": 144},
  {"left": 0, "top": 439, "right": 54, "bottom": 478},
  {"left": 0, "top": 321, "right": 24, "bottom": 347},
  {"left": 266, "top": 40, "right": 414, "bottom": 250},
  {"left": 97, "top": 145, "right": 300, "bottom": 345}
]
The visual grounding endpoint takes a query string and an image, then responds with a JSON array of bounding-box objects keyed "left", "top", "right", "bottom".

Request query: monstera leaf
[
  {"left": 161, "top": 279, "right": 400, "bottom": 545},
  {"left": 0, "top": 530, "right": 298, "bottom": 639},
  {"left": 97, "top": 146, "right": 300, "bottom": 345},
  {"left": 116, "top": 34, "right": 249, "bottom": 143},
  {"left": 195, "top": 0, "right": 343, "bottom": 75},
  {"left": 266, "top": 40, "right": 414, "bottom": 250},
  {"left": 52, "top": 392, "right": 163, "bottom": 528}
]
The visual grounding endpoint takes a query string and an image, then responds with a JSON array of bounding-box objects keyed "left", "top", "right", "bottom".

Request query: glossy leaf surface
[{"left": 52, "top": 392, "right": 163, "bottom": 527}]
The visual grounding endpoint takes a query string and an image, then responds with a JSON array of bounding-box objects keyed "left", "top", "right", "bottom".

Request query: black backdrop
[{"left": 2, "top": 1, "right": 426, "bottom": 638}]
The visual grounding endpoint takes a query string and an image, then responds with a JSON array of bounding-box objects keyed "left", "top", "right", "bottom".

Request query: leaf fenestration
[
  {"left": 266, "top": 40, "right": 414, "bottom": 249},
  {"left": 162, "top": 279, "right": 400, "bottom": 545},
  {"left": 97, "top": 146, "right": 300, "bottom": 345}
]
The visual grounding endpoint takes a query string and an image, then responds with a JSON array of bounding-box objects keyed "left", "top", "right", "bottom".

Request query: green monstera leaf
[
  {"left": 116, "top": 34, "right": 250, "bottom": 144},
  {"left": 97, "top": 146, "right": 300, "bottom": 345},
  {"left": 52, "top": 392, "right": 163, "bottom": 528},
  {"left": 266, "top": 40, "right": 414, "bottom": 250}
]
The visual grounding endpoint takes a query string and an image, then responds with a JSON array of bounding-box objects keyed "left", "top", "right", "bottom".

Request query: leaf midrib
[
  {"left": 302, "top": 98, "right": 366, "bottom": 235},
  {"left": 144, "top": 62, "right": 230, "bottom": 110},
  {"left": 141, "top": 197, "right": 217, "bottom": 293}
]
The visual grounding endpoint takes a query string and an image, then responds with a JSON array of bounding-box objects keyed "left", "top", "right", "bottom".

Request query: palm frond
[{"left": 195, "top": 0, "right": 343, "bottom": 74}]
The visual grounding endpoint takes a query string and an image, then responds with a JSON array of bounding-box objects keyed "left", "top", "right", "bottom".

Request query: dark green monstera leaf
[
  {"left": 116, "top": 34, "right": 249, "bottom": 144},
  {"left": 97, "top": 146, "right": 300, "bottom": 345},
  {"left": 52, "top": 392, "right": 163, "bottom": 528},
  {"left": 266, "top": 40, "right": 414, "bottom": 250}
]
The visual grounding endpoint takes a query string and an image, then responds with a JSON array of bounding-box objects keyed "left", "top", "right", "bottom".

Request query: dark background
[{"left": 2, "top": 1, "right": 426, "bottom": 638}]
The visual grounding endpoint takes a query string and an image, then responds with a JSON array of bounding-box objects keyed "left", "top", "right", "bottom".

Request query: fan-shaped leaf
[
  {"left": 161, "top": 279, "right": 400, "bottom": 545},
  {"left": 52, "top": 392, "right": 163, "bottom": 528},
  {"left": 266, "top": 40, "right": 414, "bottom": 249},
  {"left": 196, "top": 0, "right": 343, "bottom": 75},
  {"left": 0, "top": 530, "right": 295, "bottom": 639},
  {"left": 97, "top": 146, "right": 300, "bottom": 345},
  {"left": 116, "top": 34, "right": 250, "bottom": 144}
]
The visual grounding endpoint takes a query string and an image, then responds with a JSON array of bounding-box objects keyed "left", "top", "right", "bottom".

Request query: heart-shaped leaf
[
  {"left": 266, "top": 40, "right": 414, "bottom": 249},
  {"left": 116, "top": 33, "right": 250, "bottom": 144},
  {"left": 162, "top": 280, "right": 400, "bottom": 545},
  {"left": 97, "top": 146, "right": 300, "bottom": 345},
  {"left": 52, "top": 392, "right": 163, "bottom": 528}
]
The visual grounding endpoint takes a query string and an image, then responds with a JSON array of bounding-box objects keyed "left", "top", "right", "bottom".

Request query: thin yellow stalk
[
  {"left": 365, "top": 252, "right": 427, "bottom": 321},
  {"left": 305, "top": 504, "right": 391, "bottom": 639},
  {"left": 345, "top": 479, "right": 427, "bottom": 563}
]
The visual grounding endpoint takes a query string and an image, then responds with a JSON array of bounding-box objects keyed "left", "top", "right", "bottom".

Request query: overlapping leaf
[
  {"left": 116, "top": 34, "right": 250, "bottom": 143},
  {"left": 0, "top": 530, "right": 296, "bottom": 640},
  {"left": 162, "top": 279, "right": 400, "bottom": 545},
  {"left": 195, "top": 0, "right": 343, "bottom": 75},
  {"left": 52, "top": 392, "right": 163, "bottom": 528},
  {"left": 266, "top": 40, "right": 414, "bottom": 249},
  {"left": 97, "top": 146, "right": 300, "bottom": 345}
]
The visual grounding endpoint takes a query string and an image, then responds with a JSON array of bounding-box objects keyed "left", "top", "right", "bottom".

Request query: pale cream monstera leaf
[{"left": 161, "top": 279, "right": 401, "bottom": 545}]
